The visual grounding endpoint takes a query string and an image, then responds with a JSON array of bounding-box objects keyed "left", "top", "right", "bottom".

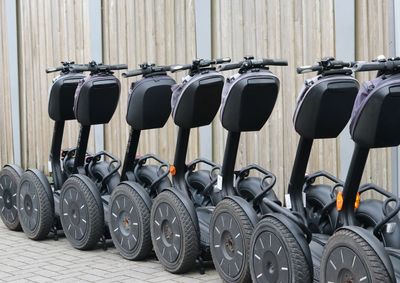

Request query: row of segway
[{"left": 1, "top": 55, "right": 400, "bottom": 283}]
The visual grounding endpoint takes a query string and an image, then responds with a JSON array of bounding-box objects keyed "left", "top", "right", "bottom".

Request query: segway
[
  {"left": 208, "top": 57, "right": 287, "bottom": 283},
  {"left": 320, "top": 57, "right": 400, "bottom": 283},
  {"left": 16, "top": 62, "right": 88, "bottom": 240},
  {"left": 247, "top": 58, "right": 360, "bottom": 282},
  {"left": 107, "top": 63, "right": 176, "bottom": 260},
  {"left": 149, "top": 58, "right": 230, "bottom": 274},
  {"left": 60, "top": 62, "right": 175, "bottom": 252}
]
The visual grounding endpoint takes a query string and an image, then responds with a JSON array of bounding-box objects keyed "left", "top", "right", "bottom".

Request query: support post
[
  {"left": 89, "top": 0, "right": 104, "bottom": 153},
  {"left": 335, "top": 0, "right": 356, "bottom": 179},
  {"left": 195, "top": 0, "right": 213, "bottom": 161},
  {"left": 5, "top": 0, "right": 21, "bottom": 165}
]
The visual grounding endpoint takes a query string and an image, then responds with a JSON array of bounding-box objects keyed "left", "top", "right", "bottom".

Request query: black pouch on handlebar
[
  {"left": 126, "top": 75, "right": 176, "bottom": 130},
  {"left": 220, "top": 70, "right": 280, "bottom": 132},
  {"left": 293, "top": 75, "right": 359, "bottom": 139},
  {"left": 171, "top": 71, "right": 224, "bottom": 128},
  {"left": 48, "top": 73, "right": 86, "bottom": 121},
  {"left": 74, "top": 73, "right": 120, "bottom": 125},
  {"left": 350, "top": 73, "right": 400, "bottom": 148}
]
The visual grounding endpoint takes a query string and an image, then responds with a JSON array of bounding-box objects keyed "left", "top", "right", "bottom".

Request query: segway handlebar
[
  {"left": 170, "top": 57, "right": 232, "bottom": 73},
  {"left": 122, "top": 63, "right": 173, "bottom": 78},
  {"left": 353, "top": 58, "right": 400, "bottom": 73},
  {"left": 218, "top": 57, "right": 288, "bottom": 72},
  {"left": 69, "top": 61, "right": 128, "bottom": 73},
  {"left": 46, "top": 61, "right": 83, "bottom": 73},
  {"left": 297, "top": 57, "right": 355, "bottom": 74}
]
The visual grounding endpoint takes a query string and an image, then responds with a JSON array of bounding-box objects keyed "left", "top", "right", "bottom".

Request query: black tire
[
  {"left": 321, "top": 229, "right": 391, "bottom": 283},
  {"left": 0, "top": 166, "right": 23, "bottom": 231},
  {"left": 150, "top": 190, "right": 199, "bottom": 273},
  {"left": 109, "top": 183, "right": 152, "bottom": 260},
  {"left": 60, "top": 175, "right": 103, "bottom": 250},
  {"left": 249, "top": 216, "right": 311, "bottom": 283},
  {"left": 17, "top": 170, "right": 54, "bottom": 240},
  {"left": 136, "top": 165, "right": 172, "bottom": 198},
  {"left": 210, "top": 198, "right": 253, "bottom": 283}
]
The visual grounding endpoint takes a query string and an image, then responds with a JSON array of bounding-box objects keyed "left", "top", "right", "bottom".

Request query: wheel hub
[
  {"left": 339, "top": 269, "right": 354, "bottom": 283},
  {"left": 118, "top": 211, "right": 132, "bottom": 236},
  {"left": 69, "top": 203, "right": 81, "bottom": 225},
  {"left": 161, "top": 220, "right": 174, "bottom": 246},
  {"left": 3, "top": 189, "right": 12, "bottom": 209},
  {"left": 24, "top": 194, "right": 33, "bottom": 216},
  {"left": 263, "top": 250, "right": 279, "bottom": 282},
  {"left": 222, "top": 230, "right": 235, "bottom": 258}
]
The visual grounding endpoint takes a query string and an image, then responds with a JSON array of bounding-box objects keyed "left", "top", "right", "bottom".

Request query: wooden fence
[{"left": 0, "top": 0, "right": 394, "bottom": 198}]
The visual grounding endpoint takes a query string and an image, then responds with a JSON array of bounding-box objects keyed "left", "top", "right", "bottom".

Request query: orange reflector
[
  {"left": 336, "top": 191, "right": 343, "bottom": 211},
  {"left": 169, "top": 165, "right": 176, "bottom": 176},
  {"left": 355, "top": 192, "right": 360, "bottom": 209}
]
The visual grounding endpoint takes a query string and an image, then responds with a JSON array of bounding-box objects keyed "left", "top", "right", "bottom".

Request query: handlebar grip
[
  {"left": 70, "top": 65, "right": 90, "bottom": 72},
  {"left": 218, "top": 62, "right": 243, "bottom": 71},
  {"left": 261, "top": 59, "right": 288, "bottom": 66},
  {"left": 353, "top": 62, "right": 388, "bottom": 72},
  {"left": 108, "top": 64, "right": 128, "bottom": 70},
  {"left": 122, "top": 69, "right": 144, "bottom": 78},
  {"left": 214, "top": 57, "right": 231, "bottom": 64},
  {"left": 296, "top": 65, "right": 323, "bottom": 74},
  {"left": 170, "top": 64, "right": 192, "bottom": 73},
  {"left": 45, "top": 66, "right": 64, "bottom": 73}
]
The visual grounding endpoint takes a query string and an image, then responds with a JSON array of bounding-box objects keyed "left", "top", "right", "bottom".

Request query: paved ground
[{"left": 0, "top": 223, "right": 221, "bottom": 283}]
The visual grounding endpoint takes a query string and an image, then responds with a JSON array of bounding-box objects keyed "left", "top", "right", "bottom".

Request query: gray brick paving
[{"left": 0, "top": 223, "right": 221, "bottom": 282}]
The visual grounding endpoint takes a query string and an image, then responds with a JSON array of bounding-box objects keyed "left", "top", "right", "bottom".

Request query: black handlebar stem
[
  {"left": 122, "top": 62, "right": 173, "bottom": 78},
  {"left": 171, "top": 57, "right": 231, "bottom": 76}
]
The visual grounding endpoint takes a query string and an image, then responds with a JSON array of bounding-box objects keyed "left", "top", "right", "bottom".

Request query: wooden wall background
[
  {"left": 0, "top": 0, "right": 14, "bottom": 166},
  {"left": 0, "top": 0, "right": 394, "bottom": 198},
  {"left": 17, "top": 0, "right": 94, "bottom": 173},
  {"left": 102, "top": 0, "right": 198, "bottom": 164}
]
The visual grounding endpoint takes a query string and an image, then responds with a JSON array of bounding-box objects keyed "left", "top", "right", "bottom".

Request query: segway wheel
[
  {"left": 210, "top": 198, "right": 253, "bottom": 283},
  {"left": 60, "top": 175, "right": 103, "bottom": 250},
  {"left": 321, "top": 229, "right": 391, "bottom": 283},
  {"left": 249, "top": 216, "right": 311, "bottom": 283},
  {"left": 150, "top": 190, "right": 199, "bottom": 273},
  {"left": 0, "top": 166, "right": 23, "bottom": 230},
  {"left": 17, "top": 170, "right": 54, "bottom": 240},
  {"left": 109, "top": 183, "right": 152, "bottom": 260}
]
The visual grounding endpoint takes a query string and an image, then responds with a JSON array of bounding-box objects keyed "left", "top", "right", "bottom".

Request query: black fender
[
  {"left": 225, "top": 195, "right": 259, "bottom": 227},
  {"left": 90, "top": 161, "right": 121, "bottom": 194},
  {"left": 337, "top": 226, "right": 395, "bottom": 283},
  {"left": 72, "top": 174, "right": 104, "bottom": 215},
  {"left": 356, "top": 199, "right": 400, "bottom": 249},
  {"left": 264, "top": 212, "right": 314, "bottom": 273},
  {"left": 4, "top": 164, "right": 24, "bottom": 176},
  {"left": 26, "top": 168, "right": 55, "bottom": 213},
  {"left": 161, "top": 187, "right": 199, "bottom": 232},
  {"left": 119, "top": 181, "right": 153, "bottom": 210}
]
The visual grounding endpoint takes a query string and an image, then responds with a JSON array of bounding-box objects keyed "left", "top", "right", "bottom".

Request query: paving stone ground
[{"left": 0, "top": 223, "right": 221, "bottom": 283}]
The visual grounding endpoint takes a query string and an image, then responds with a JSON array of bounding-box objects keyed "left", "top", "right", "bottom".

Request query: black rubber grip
[
  {"left": 45, "top": 66, "right": 64, "bottom": 73},
  {"left": 170, "top": 64, "right": 192, "bottom": 73},
  {"left": 122, "top": 69, "right": 144, "bottom": 77},
  {"left": 107, "top": 64, "right": 128, "bottom": 70},
  {"left": 261, "top": 59, "right": 288, "bottom": 66},
  {"left": 354, "top": 62, "right": 389, "bottom": 72},
  {"left": 296, "top": 65, "right": 323, "bottom": 74},
  {"left": 214, "top": 57, "right": 231, "bottom": 64},
  {"left": 218, "top": 62, "right": 243, "bottom": 71}
]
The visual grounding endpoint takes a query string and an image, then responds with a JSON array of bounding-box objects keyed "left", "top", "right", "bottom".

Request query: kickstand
[
  {"left": 100, "top": 235, "right": 107, "bottom": 251},
  {"left": 195, "top": 256, "right": 205, "bottom": 275}
]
